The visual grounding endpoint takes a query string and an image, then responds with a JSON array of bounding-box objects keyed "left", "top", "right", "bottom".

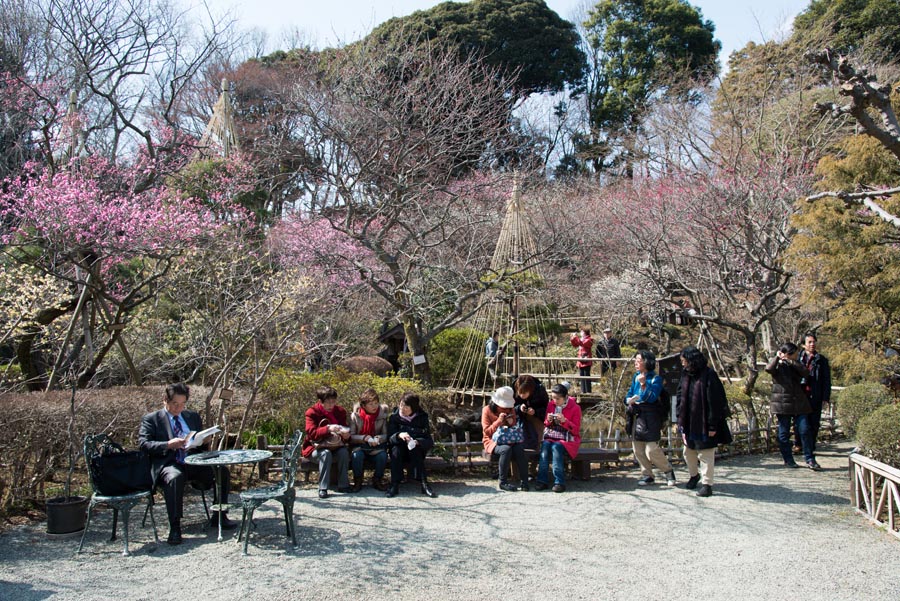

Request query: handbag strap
[{"left": 100, "top": 440, "right": 126, "bottom": 455}]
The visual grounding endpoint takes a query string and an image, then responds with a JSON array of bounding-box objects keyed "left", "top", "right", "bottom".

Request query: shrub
[
  {"left": 836, "top": 383, "right": 892, "bottom": 438},
  {"left": 255, "top": 368, "right": 426, "bottom": 444},
  {"left": 856, "top": 403, "right": 900, "bottom": 469},
  {"left": 428, "top": 328, "right": 480, "bottom": 387},
  {"left": 0, "top": 386, "right": 191, "bottom": 513}
]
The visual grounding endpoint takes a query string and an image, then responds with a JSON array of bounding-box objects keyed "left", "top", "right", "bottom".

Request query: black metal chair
[
  {"left": 238, "top": 430, "right": 303, "bottom": 555},
  {"left": 78, "top": 434, "right": 158, "bottom": 556}
]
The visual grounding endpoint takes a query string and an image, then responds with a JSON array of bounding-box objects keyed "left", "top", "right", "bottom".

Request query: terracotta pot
[{"left": 45, "top": 495, "right": 89, "bottom": 535}]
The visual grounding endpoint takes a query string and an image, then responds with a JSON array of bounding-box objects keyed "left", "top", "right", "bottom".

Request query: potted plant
[{"left": 45, "top": 381, "right": 89, "bottom": 535}]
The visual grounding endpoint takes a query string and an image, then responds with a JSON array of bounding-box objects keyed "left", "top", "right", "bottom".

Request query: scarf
[
  {"left": 678, "top": 369, "right": 709, "bottom": 441},
  {"left": 399, "top": 412, "right": 417, "bottom": 423},
  {"left": 317, "top": 402, "right": 339, "bottom": 425},
  {"left": 359, "top": 407, "right": 378, "bottom": 436}
]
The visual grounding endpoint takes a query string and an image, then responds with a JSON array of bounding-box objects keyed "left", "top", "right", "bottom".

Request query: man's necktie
[{"left": 172, "top": 416, "right": 187, "bottom": 464}]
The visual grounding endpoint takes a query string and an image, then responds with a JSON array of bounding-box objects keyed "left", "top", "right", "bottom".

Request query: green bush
[
  {"left": 428, "top": 327, "right": 480, "bottom": 387},
  {"left": 856, "top": 403, "right": 900, "bottom": 469},
  {"left": 836, "top": 383, "right": 893, "bottom": 438},
  {"left": 255, "top": 368, "right": 425, "bottom": 444}
]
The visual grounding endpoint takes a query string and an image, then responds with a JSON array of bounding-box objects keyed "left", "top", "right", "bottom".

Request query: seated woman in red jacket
[
  {"left": 536, "top": 383, "right": 582, "bottom": 493},
  {"left": 302, "top": 386, "right": 351, "bottom": 499}
]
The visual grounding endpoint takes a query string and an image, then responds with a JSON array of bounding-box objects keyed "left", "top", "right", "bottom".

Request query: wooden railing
[{"left": 849, "top": 452, "right": 900, "bottom": 540}]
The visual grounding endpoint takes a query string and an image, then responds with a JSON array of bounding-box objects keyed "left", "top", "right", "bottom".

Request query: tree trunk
[{"left": 401, "top": 315, "right": 432, "bottom": 386}]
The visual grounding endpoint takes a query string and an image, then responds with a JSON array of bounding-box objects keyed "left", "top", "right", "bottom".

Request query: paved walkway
[{"left": 1, "top": 440, "right": 896, "bottom": 600}]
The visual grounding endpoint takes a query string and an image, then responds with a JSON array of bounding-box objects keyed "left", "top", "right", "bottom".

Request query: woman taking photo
[
  {"left": 348, "top": 388, "right": 389, "bottom": 492},
  {"left": 766, "top": 342, "right": 817, "bottom": 469},
  {"left": 535, "top": 383, "right": 582, "bottom": 493},
  {"left": 625, "top": 350, "right": 676, "bottom": 487},
  {"left": 512, "top": 374, "right": 549, "bottom": 450},
  {"left": 482, "top": 386, "right": 529, "bottom": 492},
  {"left": 676, "top": 346, "right": 732, "bottom": 497},
  {"left": 386, "top": 392, "right": 437, "bottom": 498}
]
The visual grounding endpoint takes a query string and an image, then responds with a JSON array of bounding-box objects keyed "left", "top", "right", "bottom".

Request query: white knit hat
[{"left": 491, "top": 386, "right": 515, "bottom": 409}]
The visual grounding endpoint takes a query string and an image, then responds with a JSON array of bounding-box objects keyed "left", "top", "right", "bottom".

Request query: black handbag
[{"left": 90, "top": 441, "right": 153, "bottom": 496}]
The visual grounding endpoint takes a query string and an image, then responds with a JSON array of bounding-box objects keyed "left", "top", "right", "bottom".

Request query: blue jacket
[{"left": 624, "top": 371, "right": 663, "bottom": 406}]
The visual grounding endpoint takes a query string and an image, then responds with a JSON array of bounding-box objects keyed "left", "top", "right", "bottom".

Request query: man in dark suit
[{"left": 139, "top": 383, "right": 234, "bottom": 544}]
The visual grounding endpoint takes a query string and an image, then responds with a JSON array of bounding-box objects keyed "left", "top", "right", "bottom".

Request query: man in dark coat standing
[
  {"left": 796, "top": 333, "right": 832, "bottom": 456},
  {"left": 597, "top": 327, "right": 622, "bottom": 375},
  {"left": 139, "top": 383, "right": 233, "bottom": 544}
]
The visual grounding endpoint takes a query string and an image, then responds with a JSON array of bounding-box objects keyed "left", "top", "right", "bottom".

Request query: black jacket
[
  {"left": 139, "top": 409, "right": 204, "bottom": 485},
  {"left": 799, "top": 350, "right": 832, "bottom": 406},
  {"left": 387, "top": 410, "right": 434, "bottom": 453},
  {"left": 766, "top": 357, "right": 811, "bottom": 415},
  {"left": 596, "top": 337, "right": 621, "bottom": 358},
  {"left": 676, "top": 367, "right": 732, "bottom": 449}
]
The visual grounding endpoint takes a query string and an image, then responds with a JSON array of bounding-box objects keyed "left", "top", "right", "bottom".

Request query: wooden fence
[{"left": 849, "top": 452, "right": 900, "bottom": 540}]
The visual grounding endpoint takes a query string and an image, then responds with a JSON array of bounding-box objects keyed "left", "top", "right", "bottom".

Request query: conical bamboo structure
[
  {"left": 197, "top": 79, "right": 239, "bottom": 158},
  {"left": 448, "top": 178, "right": 561, "bottom": 401}
]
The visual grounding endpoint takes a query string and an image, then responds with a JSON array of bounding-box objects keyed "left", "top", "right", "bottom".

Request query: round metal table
[{"left": 184, "top": 449, "right": 273, "bottom": 541}]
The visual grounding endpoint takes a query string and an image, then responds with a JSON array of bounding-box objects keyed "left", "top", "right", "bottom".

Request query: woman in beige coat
[{"left": 348, "top": 388, "right": 390, "bottom": 491}]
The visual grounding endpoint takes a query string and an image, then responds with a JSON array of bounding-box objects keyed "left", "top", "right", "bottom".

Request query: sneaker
[
  {"left": 784, "top": 462, "right": 799, "bottom": 469},
  {"left": 685, "top": 474, "right": 701, "bottom": 490},
  {"left": 318, "top": 489, "right": 329, "bottom": 499},
  {"left": 552, "top": 484, "right": 566, "bottom": 493},
  {"left": 806, "top": 460, "right": 822, "bottom": 471},
  {"left": 696, "top": 484, "right": 713, "bottom": 497},
  {"left": 534, "top": 481, "right": 549, "bottom": 491},
  {"left": 498, "top": 482, "right": 519, "bottom": 492},
  {"left": 637, "top": 476, "right": 655, "bottom": 486},
  {"left": 665, "top": 470, "right": 677, "bottom": 486}
]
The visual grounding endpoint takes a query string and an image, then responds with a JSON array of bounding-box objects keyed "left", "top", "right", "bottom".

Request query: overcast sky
[{"left": 203, "top": 0, "right": 812, "bottom": 68}]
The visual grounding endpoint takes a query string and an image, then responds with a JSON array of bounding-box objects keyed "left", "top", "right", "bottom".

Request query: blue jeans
[
  {"left": 776, "top": 413, "right": 813, "bottom": 464},
  {"left": 351, "top": 447, "right": 387, "bottom": 481},
  {"left": 538, "top": 441, "right": 567, "bottom": 486}
]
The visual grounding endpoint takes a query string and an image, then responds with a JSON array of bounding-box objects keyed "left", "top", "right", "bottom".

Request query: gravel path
[{"left": 1, "top": 440, "right": 896, "bottom": 601}]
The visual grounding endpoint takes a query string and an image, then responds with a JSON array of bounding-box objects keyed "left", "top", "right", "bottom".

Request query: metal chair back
[{"left": 282, "top": 430, "right": 303, "bottom": 489}]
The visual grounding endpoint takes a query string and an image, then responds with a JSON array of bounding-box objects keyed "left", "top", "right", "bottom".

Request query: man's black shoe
[
  {"left": 386, "top": 484, "right": 399, "bottom": 498},
  {"left": 421, "top": 481, "right": 437, "bottom": 498},
  {"left": 552, "top": 484, "right": 566, "bottom": 493},
  {"left": 696, "top": 484, "right": 713, "bottom": 497},
  {"left": 498, "top": 482, "right": 518, "bottom": 492},
  {"left": 685, "top": 475, "right": 701, "bottom": 490},
  {"left": 318, "top": 489, "right": 329, "bottom": 499},
  {"left": 534, "top": 481, "right": 549, "bottom": 491}
]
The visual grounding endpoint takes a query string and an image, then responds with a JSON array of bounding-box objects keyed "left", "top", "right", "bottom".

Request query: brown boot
[{"left": 372, "top": 477, "right": 387, "bottom": 491}]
